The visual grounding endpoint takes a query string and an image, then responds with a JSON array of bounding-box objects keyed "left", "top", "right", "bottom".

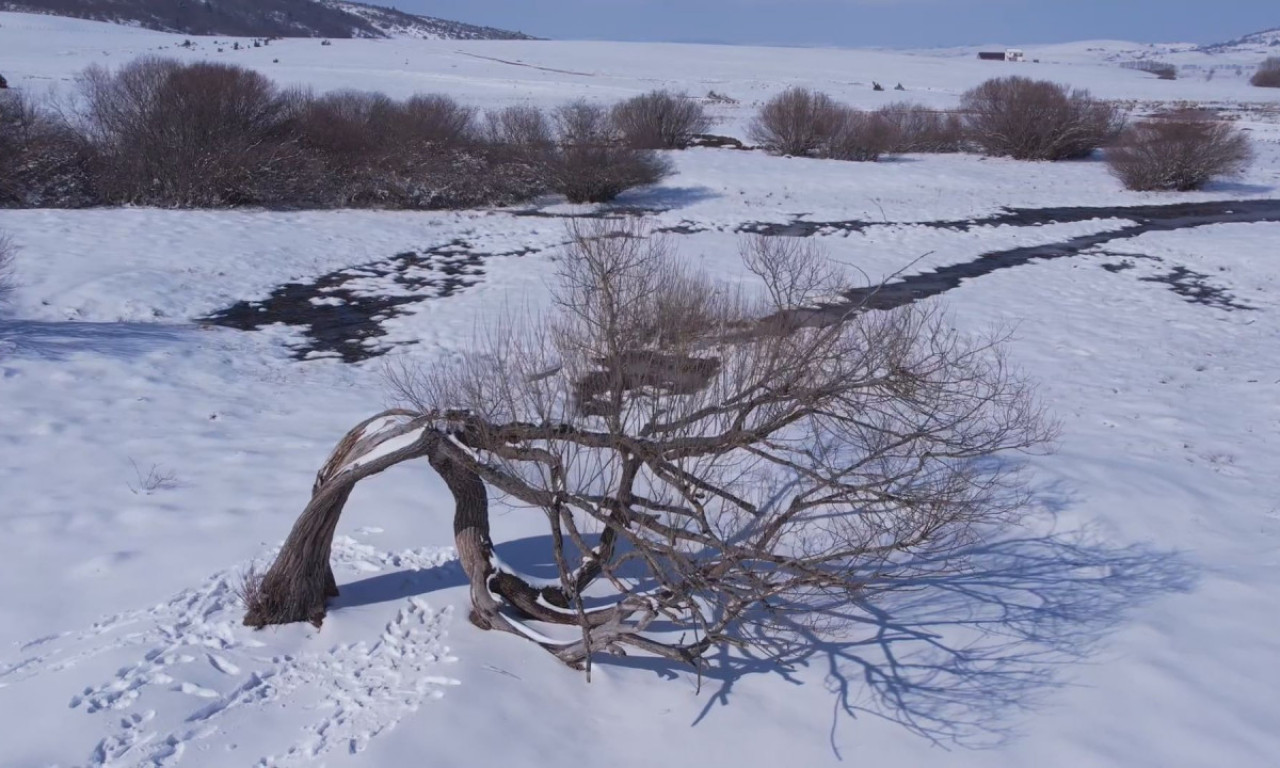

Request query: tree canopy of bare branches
[
  {"left": 1107, "top": 117, "right": 1252, "bottom": 191},
  {"left": 877, "top": 103, "right": 966, "bottom": 154},
  {"left": 962, "top": 76, "right": 1124, "bottom": 161},
  {"left": 549, "top": 101, "right": 672, "bottom": 203},
  {"left": 611, "top": 90, "right": 712, "bottom": 149},
  {"left": 748, "top": 87, "right": 843, "bottom": 157},
  {"left": 3, "top": 57, "right": 674, "bottom": 210},
  {"left": 1251, "top": 57, "right": 1280, "bottom": 88},
  {"left": 243, "top": 222, "right": 1053, "bottom": 676},
  {"left": 749, "top": 88, "right": 924, "bottom": 162}
]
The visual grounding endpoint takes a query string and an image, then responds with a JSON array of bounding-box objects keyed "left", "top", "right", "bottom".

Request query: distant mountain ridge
[
  {"left": 0, "top": 0, "right": 537, "bottom": 40},
  {"left": 1199, "top": 27, "right": 1280, "bottom": 55}
]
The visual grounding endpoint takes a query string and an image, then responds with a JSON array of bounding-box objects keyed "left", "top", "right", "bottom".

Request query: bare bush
[
  {"left": 749, "top": 89, "right": 902, "bottom": 161},
  {"left": 484, "top": 104, "right": 554, "bottom": 149},
  {"left": 549, "top": 100, "right": 671, "bottom": 203},
  {"left": 611, "top": 90, "right": 711, "bottom": 149},
  {"left": 81, "top": 57, "right": 293, "bottom": 206},
  {"left": 1251, "top": 57, "right": 1280, "bottom": 88},
  {"left": 1107, "top": 118, "right": 1252, "bottom": 191},
  {"left": 877, "top": 103, "right": 965, "bottom": 153},
  {"left": 1121, "top": 61, "right": 1178, "bottom": 80},
  {"left": 8, "top": 56, "right": 671, "bottom": 210},
  {"left": 244, "top": 220, "right": 1053, "bottom": 677},
  {"left": 962, "top": 77, "right": 1124, "bottom": 161},
  {"left": 824, "top": 106, "right": 897, "bottom": 161},
  {"left": 385, "top": 93, "right": 476, "bottom": 148},
  {"left": 0, "top": 90, "right": 95, "bottom": 207},
  {"left": 748, "top": 87, "right": 843, "bottom": 156}
]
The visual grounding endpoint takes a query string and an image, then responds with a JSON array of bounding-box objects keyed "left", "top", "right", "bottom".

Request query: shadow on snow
[{"left": 330, "top": 522, "right": 1194, "bottom": 752}]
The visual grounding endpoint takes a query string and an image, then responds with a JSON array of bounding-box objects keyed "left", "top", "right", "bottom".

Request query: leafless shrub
[
  {"left": 611, "top": 90, "right": 711, "bottom": 149},
  {"left": 1107, "top": 118, "right": 1252, "bottom": 191},
  {"left": 81, "top": 57, "right": 293, "bottom": 206},
  {"left": 484, "top": 104, "right": 554, "bottom": 149},
  {"left": 549, "top": 100, "right": 672, "bottom": 203},
  {"left": 877, "top": 102, "right": 966, "bottom": 153},
  {"left": 962, "top": 76, "right": 1124, "bottom": 161},
  {"left": 235, "top": 564, "right": 268, "bottom": 615},
  {"left": 824, "top": 107, "right": 898, "bottom": 161},
  {"left": 1121, "top": 61, "right": 1178, "bottom": 80},
  {"left": 245, "top": 219, "right": 1054, "bottom": 678},
  {"left": 1251, "top": 57, "right": 1280, "bottom": 88},
  {"left": 749, "top": 89, "right": 917, "bottom": 161},
  {"left": 287, "top": 88, "right": 389, "bottom": 159},
  {"left": 375, "top": 93, "right": 476, "bottom": 149},
  {"left": 0, "top": 90, "right": 95, "bottom": 207},
  {"left": 9, "top": 56, "right": 664, "bottom": 210},
  {"left": 748, "top": 87, "right": 843, "bottom": 156},
  {"left": 127, "top": 459, "right": 179, "bottom": 494}
]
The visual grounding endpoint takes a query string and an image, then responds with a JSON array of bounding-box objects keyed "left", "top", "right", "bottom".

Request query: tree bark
[{"left": 243, "top": 410, "right": 617, "bottom": 635}]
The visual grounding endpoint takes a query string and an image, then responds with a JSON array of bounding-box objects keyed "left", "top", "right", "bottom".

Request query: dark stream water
[{"left": 203, "top": 199, "right": 1280, "bottom": 362}]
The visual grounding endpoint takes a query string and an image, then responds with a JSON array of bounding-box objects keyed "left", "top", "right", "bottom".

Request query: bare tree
[
  {"left": 243, "top": 221, "right": 1053, "bottom": 675},
  {"left": 824, "top": 107, "right": 897, "bottom": 161},
  {"left": 549, "top": 101, "right": 671, "bottom": 203},
  {"left": 876, "top": 103, "right": 965, "bottom": 154},
  {"left": 483, "top": 104, "right": 555, "bottom": 151},
  {"left": 392, "top": 94, "right": 476, "bottom": 148},
  {"left": 1107, "top": 118, "right": 1252, "bottom": 191},
  {"left": 0, "top": 89, "right": 94, "bottom": 208},
  {"left": 748, "top": 87, "right": 843, "bottom": 156},
  {"left": 611, "top": 90, "right": 712, "bottom": 149},
  {"left": 1251, "top": 57, "right": 1280, "bottom": 88},
  {"left": 962, "top": 77, "right": 1124, "bottom": 161},
  {"left": 749, "top": 89, "right": 902, "bottom": 161},
  {"left": 80, "top": 57, "right": 293, "bottom": 206}
]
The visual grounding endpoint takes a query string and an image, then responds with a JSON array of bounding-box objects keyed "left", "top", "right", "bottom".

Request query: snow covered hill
[
  {"left": 0, "top": 0, "right": 535, "bottom": 39},
  {"left": 1200, "top": 27, "right": 1280, "bottom": 55},
  {"left": 1, "top": 11, "right": 1280, "bottom": 768}
]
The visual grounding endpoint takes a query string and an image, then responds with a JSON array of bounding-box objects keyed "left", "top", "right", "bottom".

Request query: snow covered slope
[
  {"left": 1200, "top": 27, "right": 1280, "bottom": 56},
  {"left": 0, "top": 0, "right": 535, "bottom": 39},
  {"left": 318, "top": 0, "right": 536, "bottom": 40},
  {"left": 2, "top": 12, "right": 1280, "bottom": 768}
]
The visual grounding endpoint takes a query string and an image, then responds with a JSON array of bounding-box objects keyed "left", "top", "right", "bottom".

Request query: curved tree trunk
[
  {"left": 242, "top": 410, "right": 621, "bottom": 639},
  {"left": 243, "top": 411, "right": 436, "bottom": 628}
]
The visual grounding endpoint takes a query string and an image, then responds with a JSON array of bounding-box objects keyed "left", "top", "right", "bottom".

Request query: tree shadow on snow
[
  {"left": 331, "top": 533, "right": 615, "bottom": 611},
  {"left": 0, "top": 320, "right": 190, "bottom": 361},
  {"left": 1198, "top": 180, "right": 1276, "bottom": 196},
  {"left": 611, "top": 185, "right": 720, "bottom": 210},
  {"left": 329, "top": 508, "right": 1196, "bottom": 754},
  {"left": 598, "top": 524, "right": 1196, "bottom": 753},
  {"left": 330, "top": 562, "right": 468, "bottom": 611}
]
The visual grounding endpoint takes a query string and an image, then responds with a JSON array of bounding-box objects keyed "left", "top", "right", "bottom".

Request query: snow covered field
[{"left": 2, "top": 11, "right": 1280, "bottom": 768}]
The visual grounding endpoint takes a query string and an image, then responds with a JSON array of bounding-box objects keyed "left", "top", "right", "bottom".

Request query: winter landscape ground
[{"left": 2, "top": 10, "right": 1280, "bottom": 768}]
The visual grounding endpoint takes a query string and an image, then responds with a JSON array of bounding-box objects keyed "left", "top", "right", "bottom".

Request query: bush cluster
[
  {"left": 876, "top": 102, "right": 965, "bottom": 153},
  {"left": 1251, "top": 57, "right": 1280, "bottom": 88},
  {"left": 748, "top": 87, "right": 897, "bottom": 161},
  {"left": 1107, "top": 117, "right": 1252, "bottom": 191},
  {"left": 1121, "top": 60, "right": 1178, "bottom": 80},
  {"left": 610, "top": 90, "right": 712, "bottom": 149},
  {"left": 0, "top": 58, "right": 680, "bottom": 209},
  {"left": 960, "top": 76, "right": 1124, "bottom": 161}
]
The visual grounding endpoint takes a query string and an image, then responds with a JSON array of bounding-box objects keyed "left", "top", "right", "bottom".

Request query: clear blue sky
[{"left": 400, "top": 0, "right": 1275, "bottom": 47}]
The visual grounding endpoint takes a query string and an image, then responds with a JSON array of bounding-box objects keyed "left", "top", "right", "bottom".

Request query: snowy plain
[{"left": 2, "top": 10, "right": 1280, "bottom": 768}]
